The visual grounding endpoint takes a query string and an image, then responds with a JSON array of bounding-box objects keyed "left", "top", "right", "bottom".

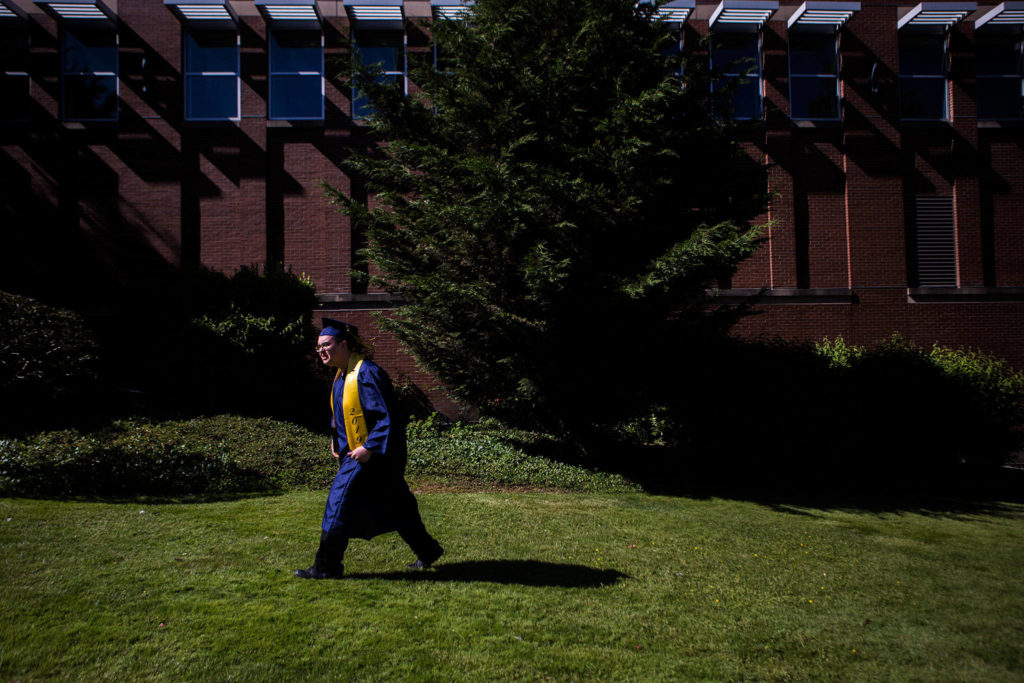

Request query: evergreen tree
[{"left": 328, "top": 0, "right": 768, "bottom": 438}]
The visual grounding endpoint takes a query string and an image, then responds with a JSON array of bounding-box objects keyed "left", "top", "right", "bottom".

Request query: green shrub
[
  {"left": 645, "top": 334, "right": 1023, "bottom": 486},
  {"left": 816, "top": 335, "right": 1024, "bottom": 470},
  {"left": 97, "top": 265, "right": 325, "bottom": 424},
  {"left": 0, "top": 414, "right": 636, "bottom": 497},
  {"left": 0, "top": 416, "right": 335, "bottom": 497},
  {"left": 610, "top": 410, "right": 669, "bottom": 447},
  {"left": 814, "top": 336, "right": 866, "bottom": 369},
  {"left": 0, "top": 291, "right": 100, "bottom": 433},
  {"left": 928, "top": 344, "right": 1024, "bottom": 429},
  {"left": 406, "top": 415, "right": 638, "bottom": 492}
]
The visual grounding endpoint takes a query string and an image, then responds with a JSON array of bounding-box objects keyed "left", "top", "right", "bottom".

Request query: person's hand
[
  {"left": 348, "top": 446, "right": 372, "bottom": 463},
  {"left": 331, "top": 442, "right": 339, "bottom": 459}
]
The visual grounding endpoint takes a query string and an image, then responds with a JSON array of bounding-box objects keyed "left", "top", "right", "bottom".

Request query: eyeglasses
[{"left": 315, "top": 340, "right": 334, "bottom": 353}]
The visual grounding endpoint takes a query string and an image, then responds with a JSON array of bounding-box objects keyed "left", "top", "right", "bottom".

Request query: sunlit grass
[{"left": 2, "top": 492, "right": 1022, "bottom": 680}]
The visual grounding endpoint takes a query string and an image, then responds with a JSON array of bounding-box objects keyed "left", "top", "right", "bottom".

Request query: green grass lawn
[{"left": 2, "top": 491, "right": 1023, "bottom": 681}]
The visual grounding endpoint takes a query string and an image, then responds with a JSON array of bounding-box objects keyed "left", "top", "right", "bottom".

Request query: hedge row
[
  {"left": 0, "top": 415, "right": 637, "bottom": 497},
  {"left": 0, "top": 416, "right": 336, "bottom": 497},
  {"left": 651, "top": 335, "right": 1024, "bottom": 479}
]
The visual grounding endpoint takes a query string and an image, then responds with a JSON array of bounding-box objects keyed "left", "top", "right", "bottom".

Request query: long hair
[{"left": 337, "top": 330, "right": 374, "bottom": 359}]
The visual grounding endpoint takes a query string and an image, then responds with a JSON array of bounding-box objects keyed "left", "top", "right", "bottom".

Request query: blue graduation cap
[{"left": 320, "top": 318, "right": 359, "bottom": 339}]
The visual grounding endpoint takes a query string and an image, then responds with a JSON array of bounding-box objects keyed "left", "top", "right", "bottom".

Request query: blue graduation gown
[{"left": 321, "top": 359, "right": 419, "bottom": 539}]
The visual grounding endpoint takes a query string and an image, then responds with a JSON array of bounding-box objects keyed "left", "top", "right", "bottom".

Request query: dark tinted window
[
  {"left": 714, "top": 31, "right": 759, "bottom": 71},
  {"left": 0, "top": 30, "right": 30, "bottom": 120},
  {"left": 790, "top": 33, "right": 837, "bottom": 74},
  {"left": 711, "top": 31, "right": 761, "bottom": 119},
  {"left": 352, "top": 31, "right": 404, "bottom": 120},
  {"left": 900, "top": 77, "right": 947, "bottom": 119},
  {"left": 184, "top": 30, "right": 238, "bottom": 120},
  {"left": 899, "top": 32, "right": 946, "bottom": 120},
  {"left": 899, "top": 33, "right": 945, "bottom": 75},
  {"left": 269, "top": 30, "right": 322, "bottom": 120},
  {"left": 976, "top": 31, "right": 1023, "bottom": 120},
  {"left": 270, "top": 30, "right": 321, "bottom": 72},
  {"left": 789, "top": 32, "right": 839, "bottom": 120},
  {"left": 62, "top": 27, "right": 117, "bottom": 120},
  {"left": 790, "top": 76, "right": 838, "bottom": 119}
]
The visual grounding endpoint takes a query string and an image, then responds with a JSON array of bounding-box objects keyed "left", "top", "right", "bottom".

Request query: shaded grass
[{"left": 2, "top": 493, "right": 1023, "bottom": 680}]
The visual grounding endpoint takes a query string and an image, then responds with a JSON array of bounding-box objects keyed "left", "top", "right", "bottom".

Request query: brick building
[{"left": 1, "top": 0, "right": 1023, "bottom": 414}]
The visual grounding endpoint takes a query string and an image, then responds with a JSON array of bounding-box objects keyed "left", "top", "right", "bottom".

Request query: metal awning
[
  {"left": 788, "top": 1, "right": 860, "bottom": 28},
  {"left": 256, "top": 0, "right": 322, "bottom": 28},
  {"left": 431, "top": 0, "right": 472, "bottom": 20},
  {"left": 897, "top": 2, "right": 976, "bottom": 29},
  {"left": 344, "top": 0, "right": 404, "bottom": 28},
  {"left": 164, "top": 0, "right": 238, "bottom": 27},
  {"left": 0, "top": 0, "right": 28, "bottom": 20},
  {"left": 34, "top": 0, "right": 115, "bottom": 22},
  {"left": 710, "top": 0, "right": 779, "bottom": 29},
  {"left": 653, "top": 0, "right": 696, "bottom": 23},
  {"left": 976, "top": 1, "right": 1024, "bottom": 27}
]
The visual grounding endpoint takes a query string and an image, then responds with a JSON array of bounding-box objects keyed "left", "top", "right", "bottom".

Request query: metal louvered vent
[{"left": 915, "top": 195, "right": 957, "bottom": 287}]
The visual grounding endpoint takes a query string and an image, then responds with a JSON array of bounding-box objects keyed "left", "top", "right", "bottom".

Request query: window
[
  {"left": 789, "top": 31, "right": 839, "bottom": 120},
  {"left": 711, "top": 31, "right": 762, "bottom": 120},
  {"left": 62, "top": 27, "right": 117, "bottom": 121},
  {"left": 352, "top": 31, "right": 405, "bottom": 120},
  {"left": 899, "top": 32, "right": 947, "bottom": 120},
  {"left": 976, "top": 29, "right": 1024, "bottom": 120},
  {"left": 0, "top": 28, "right": 29, "bottom": 120},
  {"left": 184, "top": 29, "right": 239, "bottom": 121},
  {"left": 269, "top": 29, "right": 323, "bottom": 120}
]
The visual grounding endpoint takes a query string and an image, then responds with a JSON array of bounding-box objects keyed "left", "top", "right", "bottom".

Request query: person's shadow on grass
[{"left": 347, "top": 560, "right": 627, "bottom": 588}]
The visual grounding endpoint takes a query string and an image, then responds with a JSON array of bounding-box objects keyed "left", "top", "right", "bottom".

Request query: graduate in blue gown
[{"left": 295, "top": 319, "right": 444, "bottom": 580}]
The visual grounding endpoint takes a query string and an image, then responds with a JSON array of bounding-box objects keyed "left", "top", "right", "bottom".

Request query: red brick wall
[
  {"left": 731, "top": 289, "right": 1024, "bottom": 368},
  {"left": 3, "top": 0, "right": 1024, "bottom": 418},
  {"left": 986, "top": 135, "right": 1024, "bottom": 288}
]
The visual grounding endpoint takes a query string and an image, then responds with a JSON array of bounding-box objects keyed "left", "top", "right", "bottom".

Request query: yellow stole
[{"left": 330, "top": 353, "right": 369, "bottom": 451}]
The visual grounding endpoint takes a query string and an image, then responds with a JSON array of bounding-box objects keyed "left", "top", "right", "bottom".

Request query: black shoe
[
  {"left": 407, "top": 547, "right": 444, "bottom": 570},
  {"left": 294, "top": 564, "right": 344, "bottom": 580}
]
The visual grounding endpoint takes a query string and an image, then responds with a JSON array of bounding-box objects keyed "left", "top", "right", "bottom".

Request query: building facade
[{"left": 1, "top": 0, "right": 1023, "bottom": 413}]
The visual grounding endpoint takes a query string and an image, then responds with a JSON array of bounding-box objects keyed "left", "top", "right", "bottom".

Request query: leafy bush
[
  {"left": 0, "top": 291, "right": 100, "bottom": 433},
  {"left": 96, "top": 265, "right": 326, "bottom": 424},
  {"left": 406, "top": 415, "right": 638, "bottom": 492},
  {"left": 815, "top": 336, "right": 866, "bottom": 369},
  {"left": 818, "top": 336, "right": 1024, "bottom": 470},
  {"left": 640, "top": 334, "right": 1023, "bottom": 486},
  {"left": 927, "top": 344, "right": 1024, "bottom": 431},
  {"left": 0, "top": 416, "right": 336, "bottom": 497},
  {"left": 0, "top": 414, "right": 637, "bottom": 497},
  {"left": 610, "top": 410, "right": 670, "bottom": 447}
]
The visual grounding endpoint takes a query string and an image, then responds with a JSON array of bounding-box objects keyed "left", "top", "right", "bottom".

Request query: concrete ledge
[
  {"left": 907, "top": 287, "right": 1024, "bottom": 303},
  {"left": 791, "top": 119, "right": 842, "bottom": 129},
  {"left": 316, "top": 293, "right": 404, "bottom": 310},
  {"left": 180, "top": 119, "right": 241, "bottom": 129},
  {"left": 978, "top": 121, "right": 1024, "bottom": 129},
  {"left": 267, "top": 119, "right": 325, "bottom": 129},
  {"left": 708, "top": 288, "right": 855, "bottom": 305}
]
